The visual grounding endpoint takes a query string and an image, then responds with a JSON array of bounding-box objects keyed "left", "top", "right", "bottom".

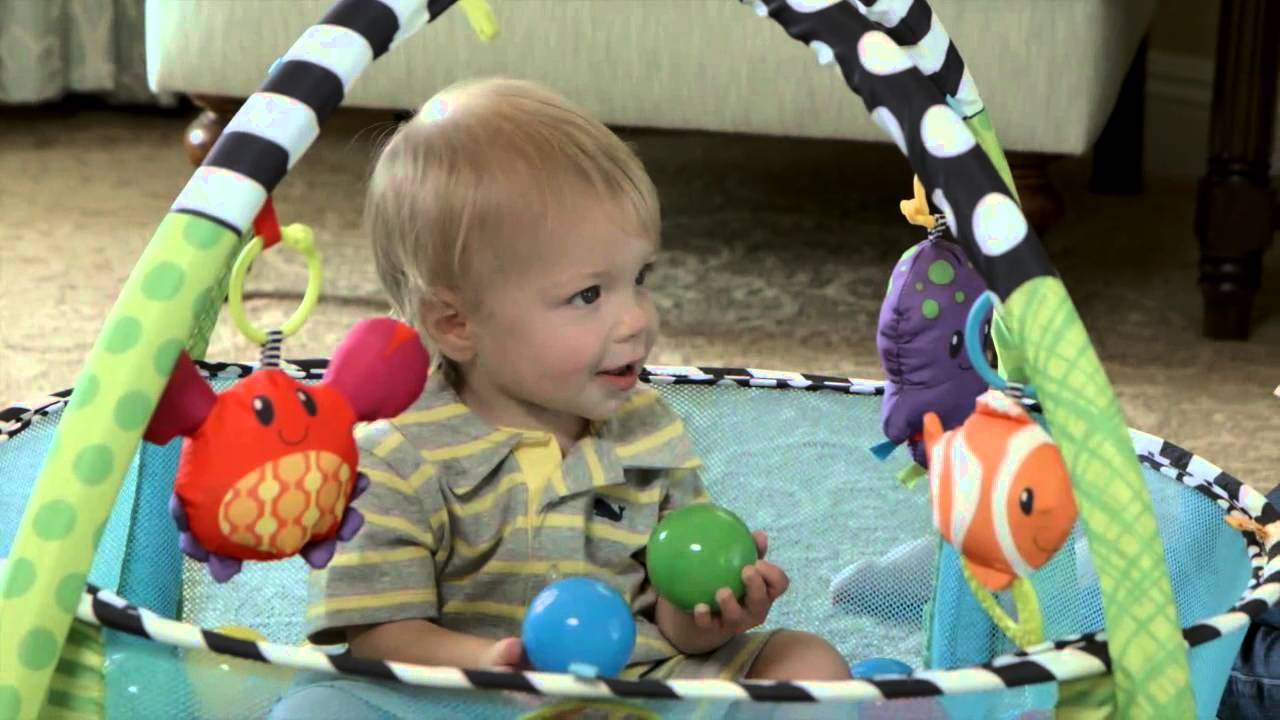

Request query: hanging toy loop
[
  {"left": 959, "top": 559, "right": 1045, "bottom": 650},
  {"left": 227, "top": 220, "right": 323, "bottom": 346},
  {"left": 966, "top": 291, "right": 1036, "bottom": 401}
]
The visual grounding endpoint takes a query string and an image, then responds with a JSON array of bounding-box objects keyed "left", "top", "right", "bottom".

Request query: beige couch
[{"left": 145, "top": 0, "right": 1157, "bottom": 229}]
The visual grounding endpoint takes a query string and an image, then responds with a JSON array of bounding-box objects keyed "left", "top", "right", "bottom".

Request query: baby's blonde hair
[{"left": 365, "top": 77, "right": 661, "bottom": 375}]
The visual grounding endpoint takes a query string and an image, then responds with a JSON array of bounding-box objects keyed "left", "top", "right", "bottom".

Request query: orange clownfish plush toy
[{"left": 923, "top": 390, "right": 1078, "bottom": 591}]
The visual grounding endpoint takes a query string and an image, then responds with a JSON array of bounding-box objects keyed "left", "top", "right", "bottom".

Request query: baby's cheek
[{"left": 537, "top": 330, "right": 599, "bottom": 377}]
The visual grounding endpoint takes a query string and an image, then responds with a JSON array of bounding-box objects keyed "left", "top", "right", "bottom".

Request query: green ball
[{"left": 646, "top": 503, "right": 758, "bottom": 612}]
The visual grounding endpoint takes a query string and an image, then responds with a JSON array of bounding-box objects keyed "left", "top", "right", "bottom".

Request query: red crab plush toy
[{"left": 144, "top": 317, "right": 429, "bottom": 582}]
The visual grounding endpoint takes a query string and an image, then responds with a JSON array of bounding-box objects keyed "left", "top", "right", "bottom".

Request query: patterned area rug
[{"left": 2, "top": 107, "right": 1278, "bottom": 489}]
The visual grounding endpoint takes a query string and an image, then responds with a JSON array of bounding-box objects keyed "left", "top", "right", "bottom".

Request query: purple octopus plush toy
[{"left": 872, "top": 217, "right": 990, "bottom": 472}]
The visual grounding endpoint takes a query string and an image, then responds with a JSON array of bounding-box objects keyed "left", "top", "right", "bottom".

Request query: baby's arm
[
  {"left": 308, "top": 424, "right": 526, "bottom": 668},
  {"left": 347, "top": 619, "right": 523, "bottom": 669}
]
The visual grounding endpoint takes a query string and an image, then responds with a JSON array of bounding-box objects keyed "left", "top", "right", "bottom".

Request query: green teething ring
[{"left": 227, "top": 224, "right": 323, "bottom": 345}]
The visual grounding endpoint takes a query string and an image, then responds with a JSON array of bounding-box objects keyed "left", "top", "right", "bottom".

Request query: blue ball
[
  {"left": 851, "top": 657, "right": 913, "bottom": 678},
  {"left": 522, "top": 577, "right": 636, "bottom": 678}
]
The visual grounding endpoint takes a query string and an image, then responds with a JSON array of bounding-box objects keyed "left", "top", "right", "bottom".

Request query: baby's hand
[
  {"left": 692, "top": 531, "right": 790, "bottom": 634},
  {"left": 480, "top": 636, "right": 527, "bottom": 671}
]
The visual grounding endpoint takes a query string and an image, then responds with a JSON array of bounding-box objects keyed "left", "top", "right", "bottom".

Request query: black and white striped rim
[
  {"left": 0, "top": 362, "right": 880, "bottom": 445},
  {"left": 8, "top": 363, "right": 1265, "bottom": 703}
]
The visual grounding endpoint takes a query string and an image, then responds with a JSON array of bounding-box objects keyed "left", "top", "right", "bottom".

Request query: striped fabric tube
[
  {"left": 259, "top": 329, "right": 285, "bottom": 368},
  {"left": 169, "top": 0, "right": 461, "bottom": 236},
  {"left": 849, "top": 0, "right": 984, "bottom": 118}
]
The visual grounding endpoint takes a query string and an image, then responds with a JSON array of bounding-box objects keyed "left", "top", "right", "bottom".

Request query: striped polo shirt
[{"left": 306, "top": 373, "right": 711, "bottom": 667}]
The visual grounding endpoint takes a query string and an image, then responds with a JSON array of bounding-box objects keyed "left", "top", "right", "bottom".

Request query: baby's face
[{"left": 467, "top": 198, "right": 659, "bottom": 428}]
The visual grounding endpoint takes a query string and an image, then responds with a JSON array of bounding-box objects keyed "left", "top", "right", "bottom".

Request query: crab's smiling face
[{"left": 194, "top": 370, "right": 356, "bottom": 481}]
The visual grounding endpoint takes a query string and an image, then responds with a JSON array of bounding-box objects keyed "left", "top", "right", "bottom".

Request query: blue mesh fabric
[{"left": 0, "top": 378, "right": 1261, "bottom": 718}]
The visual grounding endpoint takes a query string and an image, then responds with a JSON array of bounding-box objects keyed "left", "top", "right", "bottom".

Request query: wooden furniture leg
[
  {"left": 184, "top": 95, "right": 243, "bottom": 166},
  {"left": 1194, "top": 0, "right": 1279, "bottom": 340},
  {"left": 1008, "top": 152, "right": 1065, "bottom": 237}
]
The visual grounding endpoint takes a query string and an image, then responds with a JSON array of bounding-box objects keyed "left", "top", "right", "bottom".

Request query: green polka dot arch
[
  {"left": 154, "top": 338, "right": 187, "bottom": 377},
  {"left": 113, "top": 392, "right": 154, "bottom": 433},
  {"left": 73, "top": 445, "right": 114, "bottom": 487},
  {"left": 0, "top": 684, "right": 20, "bottom": 718},
  {"left": 71, "top": 373, "right": 99, "bottom": 411},
  {"left": 33, "top": 501, "right": 77, "bottom": 541},
  {"left": 56, "top": 573, "right": 87, "bottom": 616},
  {"left": 0, "top": 212, "right": 240, "bottom": 718},
  {"left": 142, "top": 261, "right": 187, "bottom": 301},
  {"left": 2, "top": 557, "right": 37, "bottom": 599},
  {"left": 19, "top": 629, "right": 59, "bottom": 672},
  {"left": 103, "top": 316, "right": 142, "bottom": 355}
]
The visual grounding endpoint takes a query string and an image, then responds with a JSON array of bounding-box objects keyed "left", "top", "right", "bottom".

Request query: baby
[{"left": 301, "top": 77, "right": 850, "bottom": 687}]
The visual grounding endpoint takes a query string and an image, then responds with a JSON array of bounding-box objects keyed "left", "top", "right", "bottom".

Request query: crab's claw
[
  {"left": 145, "top": 351, "right": 216, "bottom": 445},
  {"left": 325, "top": 318, "right": 429, "bottom": 422}
]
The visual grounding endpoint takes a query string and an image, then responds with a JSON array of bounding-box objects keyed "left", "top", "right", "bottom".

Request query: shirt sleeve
[{"left": 305, "top": 421, "right": 447, "bottom": 645}]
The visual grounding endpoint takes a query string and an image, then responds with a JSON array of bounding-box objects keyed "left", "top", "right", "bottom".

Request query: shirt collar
[{"left": 391, "top": 374, "right": 701, "bottom": 495}]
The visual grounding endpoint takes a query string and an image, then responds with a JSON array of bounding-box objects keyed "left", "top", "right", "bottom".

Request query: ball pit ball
[
  {"left": 851, "top": 657, "right": 914, "bottom": 678},
  {"left": 521, "top": 577, "right": 636, "bottom": 678},
  {"left": 646, "top": 503, "right": 759, "bottom": 612}
]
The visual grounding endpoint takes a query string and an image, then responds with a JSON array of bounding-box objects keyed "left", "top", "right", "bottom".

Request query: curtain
[{"left": 0, "top": 0, "right": 171, "bottom": 105}]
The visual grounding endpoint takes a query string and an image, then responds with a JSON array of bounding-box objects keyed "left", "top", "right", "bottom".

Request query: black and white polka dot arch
[{"left": 751, "top": 0, "right": 1050, "bottom": 300}]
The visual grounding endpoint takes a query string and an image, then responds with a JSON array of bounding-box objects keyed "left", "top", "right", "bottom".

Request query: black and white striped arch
[{"left": 168, "top": 0, "right": 460, "bottom": 236}]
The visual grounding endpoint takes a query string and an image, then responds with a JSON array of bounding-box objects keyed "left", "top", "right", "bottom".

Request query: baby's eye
[
  {"left": 636, "top": 263, "right": 654, "bottom": 286},
  {"left": 570, "top": 285, "right": 601, "bottom": 305}
]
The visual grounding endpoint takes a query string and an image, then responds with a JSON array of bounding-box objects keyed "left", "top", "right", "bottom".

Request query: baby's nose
[{"left": 617, "top": 299, "right": 650, "bottom": 339}]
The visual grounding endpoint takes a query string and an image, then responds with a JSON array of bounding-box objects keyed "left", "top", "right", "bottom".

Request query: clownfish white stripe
[
  {"left": 949, "top": 432, "right": 984, "bottom": 550},
  {"left": 930, "top": 435, "right": 948, "bottom": 532},
  {"left": 991, "top": 424, "right": 1051, "bottom": 579}
]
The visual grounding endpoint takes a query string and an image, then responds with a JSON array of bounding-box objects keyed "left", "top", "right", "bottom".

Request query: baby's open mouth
[{"left": 599, "top": 362, "right": 638, "bottom": 377}]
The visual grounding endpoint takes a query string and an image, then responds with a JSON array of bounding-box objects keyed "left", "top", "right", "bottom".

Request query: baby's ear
[{"left": 420, "top": 290, "right": 475, "bottom": 365}]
